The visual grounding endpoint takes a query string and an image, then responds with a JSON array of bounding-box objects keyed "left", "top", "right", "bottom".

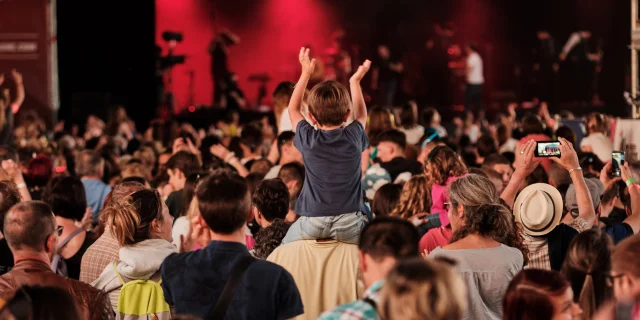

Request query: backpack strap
[
  {"left": 207, "top": 255, "right": 256, "bottom": 320},
  {"left": 113, "top": 262, "right": 126, "bottom": 285},
  {"left": 58, "top": 228, "right": 85, "bottom": 250}
]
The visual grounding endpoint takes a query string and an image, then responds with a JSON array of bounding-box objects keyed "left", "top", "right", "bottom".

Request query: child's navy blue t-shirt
[{"left": 294, "top": 120, "right": 368, "bottom": 217}]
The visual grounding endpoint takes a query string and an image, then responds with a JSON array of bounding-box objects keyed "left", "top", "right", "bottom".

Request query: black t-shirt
[
  {"left": 0, "top": 239, "right": 14, "bottom": 276},
  {"left": 161, "top": 241, "right": 304, "bottom": 319},
  {"left": 64, "top": 231, "right": 96, "bottom": 281},
  {"left": 375, "top": 57, "right": 401, "bottom": 83},
  {"left": 166, "top": 189, "right": 184, "bottom": 220},
  {"left": 380, "top": 157, "right": 424, "bottom": 181},
  {"left": 211, "top": 43, "right": 229, "bottom": 77}
]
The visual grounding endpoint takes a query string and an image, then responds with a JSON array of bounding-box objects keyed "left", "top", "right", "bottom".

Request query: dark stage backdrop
[
  {"left": 57, "top": 0, "right": 156, "bottom": 130},
  {"left": 157, "top": 0, "right": 630, "bottom": 116},
  {"left": 0, "top": 0, "right": 53, "bottom": 126}
]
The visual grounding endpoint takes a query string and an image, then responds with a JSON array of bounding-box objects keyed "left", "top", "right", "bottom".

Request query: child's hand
[
  {"left": 299, "top": 47, "right": 316, "bottom": 76},
  {"left": 350, "top": 60, "right": 371, "bottom": 84}
]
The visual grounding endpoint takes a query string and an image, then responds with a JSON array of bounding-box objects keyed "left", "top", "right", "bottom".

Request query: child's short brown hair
[{"left": 307, "top": 80, "right": 351, "bottom": 126}]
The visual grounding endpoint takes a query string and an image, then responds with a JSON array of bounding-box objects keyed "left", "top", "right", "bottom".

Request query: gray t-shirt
[
  {"left": 294, "top": 120, "right": 368, "bottom": 217},
  {"left": 430, "top": 244, "right": 523, "bottom": 320}
]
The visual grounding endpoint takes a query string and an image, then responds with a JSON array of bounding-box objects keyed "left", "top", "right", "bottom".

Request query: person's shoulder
[
  {"left": 161, "top": 251, "right": 196, "bottom": 277},
  {"left": 318, "top": 300, "right": 376, "bottom": 320}
]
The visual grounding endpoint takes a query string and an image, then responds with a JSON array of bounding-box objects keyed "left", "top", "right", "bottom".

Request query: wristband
[
  {"left": 626, "top": 178, "right": 636, "bottom": 186},
  {"left": 568, "top": 167, "right": 582, "bottom": 175},
  {"left": 227, "top": 157, "right": 240, "bottom": 165},
  {"left": 224, "top": 152, "right": 236, "bottom": 163}
]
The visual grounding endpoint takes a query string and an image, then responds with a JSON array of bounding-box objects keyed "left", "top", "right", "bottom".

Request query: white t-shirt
[
  {"left": 171, "top": 216, "right": 190, "bottom": 248},
  {"left": 399, "top": 125, "right": 425, "bottom": 145},
  {"left": 279, "top": 108, "right": 293, "bottom": 133},
  {"left": 278, "top": 107, "right": 313, "bottom": 133},
  {"left": 580, "top": 132, "right": 613, "bottom": 162},
  {"left": 466, "top": 52, "right": 484, "bottom": 85}
]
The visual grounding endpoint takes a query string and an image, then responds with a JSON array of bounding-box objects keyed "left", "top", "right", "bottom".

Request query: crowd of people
[{"left": 0, "top": 47, "right": 637, "bottom": 320}]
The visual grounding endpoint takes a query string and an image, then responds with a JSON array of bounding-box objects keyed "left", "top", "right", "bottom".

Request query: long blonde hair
[
  {"left": 389, "top": 175, "right": 431, "bottom": 219},
  {"left": 379, "top": 257, "right": 467, "bottom": 320}
]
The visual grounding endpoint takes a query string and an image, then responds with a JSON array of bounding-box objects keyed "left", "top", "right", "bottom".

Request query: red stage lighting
[{"left": 188, "top": 105, "right": 196, "bottom": 112}]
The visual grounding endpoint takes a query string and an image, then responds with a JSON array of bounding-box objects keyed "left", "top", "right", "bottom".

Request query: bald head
[{"left": 4, "top": 201, "right": 56, "bottom": 252}]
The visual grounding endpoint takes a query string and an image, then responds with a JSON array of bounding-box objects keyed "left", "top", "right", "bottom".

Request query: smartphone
[
  {"left": 612, "top": 151, "right": 625, "bottom": 177},
  {"left": 534, "top": 141, "right": 561, "bottom": 157}
]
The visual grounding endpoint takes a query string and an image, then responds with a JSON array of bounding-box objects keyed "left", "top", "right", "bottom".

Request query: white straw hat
[{"left": 513, "top": 183, "right": 564, "bottom": 236}]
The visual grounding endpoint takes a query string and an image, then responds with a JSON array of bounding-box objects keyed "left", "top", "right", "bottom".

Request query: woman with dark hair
[
  {"left": 503, "top": 269, "right": 582, "bottom": 320},
  {"left": 398, "top": 101, "right": 423, "bottom": 145},
  {"left": 0, "top": 285, "right": 84, "bottom": 320},
  {"left": 172, "top": 172, "right": 208, "bottom": 248},
  {"left": 366, "top": 106, "right": 395, "bottom": 146},
  {"left": 92, "top": 188, "right": 175, "bottom": 317},
  {"left": 561, "top": 228, "right": 613, "bottom": 320},
  {"left": 42, "top": 176, "right": 95, "bottom": 280},
  {"left": 429, "top": 174, "right": 527, "bottom": 320},
  {"left": 371, "top": 183, "right": 402, "bottom": 217}
]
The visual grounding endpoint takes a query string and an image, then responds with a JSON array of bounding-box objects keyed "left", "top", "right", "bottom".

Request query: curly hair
[
  {"left": 448, "top": 174, "right": 529, "bottom": 266},
  {"left": 425, "top": 146, "right": 468, "bottom": 186},
  {"left": 252, "top": 179, "right": 290, "bottom": 223},
  {"left": 389, "top": 175, "right": 431, "bottom": 220},
  {"left": 253, "top": 219, "right": 291, "bottom": 259},
  {"left": 0, "top": 180, "right": 22, "bottom": 231}
]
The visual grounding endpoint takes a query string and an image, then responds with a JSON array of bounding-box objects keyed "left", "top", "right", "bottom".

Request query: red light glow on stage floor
[{"left": 156, "top": 0, "right": 336, "bottom": 113}]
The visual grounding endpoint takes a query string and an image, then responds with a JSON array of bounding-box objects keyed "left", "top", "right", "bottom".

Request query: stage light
[{"left": 188, "top": 105, "right": 196, "bottom": 112}]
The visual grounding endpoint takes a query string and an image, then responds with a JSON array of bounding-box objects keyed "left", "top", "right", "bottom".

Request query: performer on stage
[
  {"left": 209, "top": 30, "right": 240, "bottom": 106},
  {"left": 532, "top": 30, "right": 558, "bottom": 102},
  {"left": 559, "top": 30, "right": 602, "bottom": 104},
  {"left": 464, "top": 44, "right": 484, "bottom": 111},
  {"left": 372, "top": 44, "right": 403, "bottom": 107}
]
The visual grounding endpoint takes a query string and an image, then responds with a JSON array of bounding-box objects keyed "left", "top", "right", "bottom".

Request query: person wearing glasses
[{"left": 0, "top": 201, "right": 112, "bottom": 320}]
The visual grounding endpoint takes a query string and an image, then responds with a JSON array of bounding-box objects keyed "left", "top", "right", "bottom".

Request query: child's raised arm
[
  {"left": 349, "top": 60, "right": 371, "bottom": 129},
  {"left": 288, "top": 47, "right": 316, "bottom": 129}
]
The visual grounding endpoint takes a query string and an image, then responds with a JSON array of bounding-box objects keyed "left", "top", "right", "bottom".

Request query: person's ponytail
[
  {"left": 104, "top": 197, "right": 141, "bottom": 246},
  {"left": 578, "top": 272, "right": 597, "bottom": 320},
  {"left": 103, "top": 188, "right": 162, "bottom": 246}
]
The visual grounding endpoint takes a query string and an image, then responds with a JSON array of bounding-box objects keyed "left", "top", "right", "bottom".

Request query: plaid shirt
[
  {"left": 524, "top": 218, "right": 590, "bottom": 270},
  {"left": 318, "top": 281, "right": 382, "bottom": 320},
  {"left": 79, "top": 226, "right": 119, "bottom": 284}
]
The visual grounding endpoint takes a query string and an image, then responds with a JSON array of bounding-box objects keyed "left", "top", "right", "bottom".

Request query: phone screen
[
  {"left": 612, "top": 151, "right": 625, "bottom": 176},
  {"left": 536, "top": 141, "right": 561, "bottom": 157}
]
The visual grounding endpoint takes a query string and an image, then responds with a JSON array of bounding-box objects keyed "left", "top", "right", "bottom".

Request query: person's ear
[
  {"left": 359, "top": 251, "right": 368, "bottom": 273},
  {"left": 151, "top": 218, "right": 162, "bottom": 234},
  {"left": 343, "top": 109, "right": 352, "bottom": 122},
  {"left": 197, "top": 213, "right": 208, "bottom": 229},
  {"left": 45, "top": 233, "right": 56, "bottom": 255},
  {"left": 176, "top": 169, "right": 185, "bottom": 180},
  {"left": 456, "top": 204, "right": 465, "bottom": 219},
  {"left": 308, "top": 112, "right": 319, "bottom": 125},
  {"left": 286, "top": 180, "right": 298, "bottom": 192}
]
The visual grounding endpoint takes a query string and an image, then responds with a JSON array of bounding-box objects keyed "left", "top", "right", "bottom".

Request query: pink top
[
  {"left": 520, "top": 134, "right": 552, "bottom": 172},
  {"left": 431, "top": 176, "right": 458, "bottom": 227},
  {"left": 245, "top": 235, "right": 255, "bottom": 250},
  {"left": 419, "top": 227, "right": 453, "bottom": 254}
]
